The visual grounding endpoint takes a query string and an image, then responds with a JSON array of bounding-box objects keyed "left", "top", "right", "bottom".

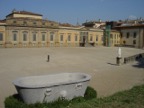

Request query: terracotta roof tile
[
  {"left": 6, "top": 10, "right": 42, "bottom": 17},
  {"left": 59, "top": 23, "right": 77, "bottom": 27},
  {"left": 115, "top": 24, "right": 144, "bottom": 28},
  {"left": 0, "top": 20, "right": 6, "bottom": 23}
]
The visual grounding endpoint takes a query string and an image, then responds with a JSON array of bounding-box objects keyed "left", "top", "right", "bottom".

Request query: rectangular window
[
  {"left": 75, "top": 35, "right": 78, "bottom": 41},
  {"left": 80, "top": 36, "right": 82, "bottom": 42},
  {"left": 90, "top": 35, "right": 93, "bottom": 41},
  {"left": 13, "top": 21, "right": 17, "bottom": 24},
  {"left": 127, "top": 32, "right": 129, "bottom": 38},
  {"left": 50, "top": 33, "right": 54, "bottom": 41},
  {"left": 33, "top": 22, "right": 36, "bottom": 25},
  {"left": 133, "top": 40, "right": 136, "bottom": 44},
  {"left": 96, "top": 35, "right": 98, "bottom": 41},
  {"left": 0, "top": 33, "right": 3, "bottom": 41},
  {"left": 121, "top": 33, "right": 123, "bottom": 38},
  {"left": 123, "top": 40, "right": 126, "bottom": 44},
  {"left": 13, "top": 33, "right": 17, "bottom": 41},
  {"left": 33, "top": 34, "right": 36, "bottom": 41},
  {"left": 42, "top": 22, "right": 45, "bottom": 25},
  {"left": 23, "top": 21, "right": 27, "bottom": 25},
  {"left": 101, "top": 36, "right": 103, "bottom": 41},
  {"left": 23, "top": 33, "right": 27, "bottom": 41},
  {"left": 68, "top": 35, "right": 71, "bottom": 41},
  {"left": 133, "top": 32, "right": 137, "bottom": 38},
  {"left": 42, "top": 34, "right": 45, "bottom": 41},
  {"left": 60, "top": 35, "right": 63, "bottom": 41}
]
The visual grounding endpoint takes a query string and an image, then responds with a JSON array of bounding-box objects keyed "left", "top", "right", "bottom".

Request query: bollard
[
  {"left": 47, "top": 55, "right": 50, "bottom": 62},
  {"left": 124, "top": 58, "right": 127, "bottom": 64},
  {"left": 116, "top": 57, "right": 122, "bottom": 66}
]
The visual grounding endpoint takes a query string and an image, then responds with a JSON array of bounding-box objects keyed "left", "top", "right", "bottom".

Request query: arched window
[
  {"left": 23, "top": 31, "right": 28, "bottom": 41},
  {"left": 50, "top": 32, "right": 54, "bottom": 41},
  {"left": 42, "top": 34, "right": 45, "bottom": 41},
  {"left": 12, "top": 31, "right": 18, "bottom": 41},
  {"left": 23, "top": 33, "right": 27, "bottom": 41}
]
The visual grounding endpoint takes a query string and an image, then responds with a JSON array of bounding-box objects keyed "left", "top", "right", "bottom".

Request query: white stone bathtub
[{"left": 13, "top": 73, "right": 91, "bottom": 104}]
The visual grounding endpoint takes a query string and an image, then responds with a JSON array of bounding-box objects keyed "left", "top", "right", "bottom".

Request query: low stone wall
[{"left": 124, "top": 53, "right": 144, "bottom": 64}]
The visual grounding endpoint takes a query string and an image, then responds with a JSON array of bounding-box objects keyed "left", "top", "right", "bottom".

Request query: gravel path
[{"left": 0, "top": 47, "right": 144, "bottom": 107}]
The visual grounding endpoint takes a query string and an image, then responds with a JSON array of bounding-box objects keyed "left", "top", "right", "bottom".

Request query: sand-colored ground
[{"left": 0, "top": 47, "right": 144, "bottom": 107}]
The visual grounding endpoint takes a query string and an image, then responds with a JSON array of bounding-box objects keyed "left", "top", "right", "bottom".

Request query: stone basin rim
[{"left": 13, "top": 72, "right": 91, "bottom": 88}]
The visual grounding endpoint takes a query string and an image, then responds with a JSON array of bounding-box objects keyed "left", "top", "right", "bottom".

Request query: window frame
[
  {"left": 68, "top": 35, "right": 71, "bottom": 41},
  {"left": 133, "top": 32, "right": 137, "bottom": 38},
  {"left": 13, "top": 33, "right": 17, "bottom": 41},
  {"left": 90, "top": 35, "right": 93, "bottom": 41},
  {"left": 133, "top": 40, "right": 136, "bottom": 45},
  {"left": 23, "top": 21, "right": 27, "bottom": 25},
  {"left": 0, "top": 33, "right": 3, "bottom": 41},
  {"left": 13, "top": 20, "right": 17, "bottom": 24},
  {"left": 126, "top": 32, "right": 129, "bottom": 38},
  {"left": 42, "top": 22, "right": 45, "bottom": 26},
  {"left": 23, "top": 33, "right": 27, "bottom": 41},
  {"left": 96, "top": 35, "right": 98, "bottom": 41},
  {"left": 50, "top": 32, "right": 54, "bottom": 41},
  {"left": 60, "top": 34, "right": 63, "bottom": 42},
  {"left": 33, "top": 21, "right": 37, "bottom": 25},
  {"left": 42, "top": 34, "right": 45, "bottom": 41},
  {"left": 33, "top": 33, "right": 36, "bottom": 41},
  {"left": 75, "top": 35, "right": 78, "bottom": 41}
]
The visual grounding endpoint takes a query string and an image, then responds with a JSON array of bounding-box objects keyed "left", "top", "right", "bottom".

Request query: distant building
[
  {"left": 116, "top": 24, "right": 144, "bottom": 48},
  {"left": 103, "top": 21, "right": 121, "bottom": 47},
  {"left": 82, "top": 19, "right": 105, "bottom": 29},
  {"left": 0, "top": 10, "right": 143, "bottom": 48},
  {"left": 0, "top": 10, "right": 104, "bottom": 48},
  {"left": 106, "top": 21, "right": 122, "bottom": 29}
]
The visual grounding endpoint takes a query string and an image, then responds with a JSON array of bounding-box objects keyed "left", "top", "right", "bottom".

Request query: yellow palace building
[{"left": 0, "top": 10, "right": 121, "bottom": 48}]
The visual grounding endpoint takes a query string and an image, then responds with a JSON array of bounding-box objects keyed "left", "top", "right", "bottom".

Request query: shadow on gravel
[{"left": 107, "top": 63, "right": 117, "bottom": 66}]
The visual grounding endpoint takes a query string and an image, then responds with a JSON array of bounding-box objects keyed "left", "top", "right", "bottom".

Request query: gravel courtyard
[{"left": 0, "top": 47, "right": 144, "bottom": 107}]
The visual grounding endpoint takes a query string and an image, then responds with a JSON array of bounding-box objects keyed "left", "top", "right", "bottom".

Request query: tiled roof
[
  {"left": 0, "top": 20, "right": 6, "bottom": 23},
  {"left": 6, "top": 17, "right": 58, "bottom": 24},
  {"left": 6, "top": 10, "right": 42, "bottom": 17},
  {"left": 59, "top": 23, "right": 78, "bottom": 27},
  {"left": 115, "top": 24, "right": 144, "bottom": 28}
]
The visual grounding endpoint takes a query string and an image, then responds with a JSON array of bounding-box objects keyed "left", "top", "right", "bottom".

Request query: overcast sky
[{"left": 0, "top": 0, "right": 144, "bottom": 25}]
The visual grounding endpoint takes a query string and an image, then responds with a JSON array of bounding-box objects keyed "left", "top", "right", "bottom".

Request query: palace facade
[
  {"left": 116, "top": 24, "right": 144, "bottom": 48},
  {"left": 0, "top": 10, "right": 122, "bottom": 48}
]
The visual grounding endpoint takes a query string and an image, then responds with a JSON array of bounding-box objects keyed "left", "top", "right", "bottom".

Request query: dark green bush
[
  {"left": 71, "top": 96, "right": 85, "bottom": 103},
  {"left": 4, "top": 96, "right": 28, "bottom": 108},
  {"left": 47, "top": 98, "right": 70, "bottom": 108},
  {"left": 84, "top": 86, "right": 97, "bottom": 100}
]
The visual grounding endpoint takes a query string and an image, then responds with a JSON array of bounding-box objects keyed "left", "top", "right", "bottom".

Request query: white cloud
[{"left": 128, "top": 15, "right": 137, "bottom": 20}]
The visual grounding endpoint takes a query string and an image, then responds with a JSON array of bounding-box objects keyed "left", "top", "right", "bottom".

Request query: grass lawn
[
  {"left": 69, "top": 84, "right": 144, "bottom": 108},
  {"left": 5, "top": 84, "right": 144, "bottom": 108}
]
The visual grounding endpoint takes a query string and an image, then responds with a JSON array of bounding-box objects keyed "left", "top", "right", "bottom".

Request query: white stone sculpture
[{"left": 118, "top": 47, "right": 122, "bottom": 58}]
